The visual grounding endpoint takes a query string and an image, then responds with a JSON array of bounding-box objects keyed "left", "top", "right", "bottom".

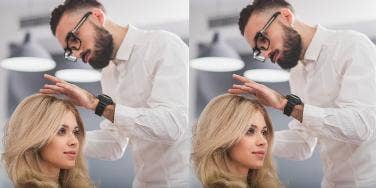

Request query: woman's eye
[
  {"left": 262, "top": 130, "right": 268, "bottom": 136},
  {"left": 246, "top": 128, "right": 255, "bottom": 135},
  {"left": 58, "top": 128, "right": 66, "bottom": 135},
  {"left": 73, "top": 130, "right": 80, "bottom": 138}
]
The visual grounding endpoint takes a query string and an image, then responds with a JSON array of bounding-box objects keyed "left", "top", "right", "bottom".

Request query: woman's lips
[
  {"left": 64, "top": 151, "right": 77, "bottom": 160},
  {"left": 252, "top": 151, "right": 266, "bottom": 159}
]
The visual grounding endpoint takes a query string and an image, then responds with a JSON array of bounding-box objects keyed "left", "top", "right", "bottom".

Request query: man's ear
[
  {"left": 91, "top": 8, "right": 106, "bottom": 26},
  {"left": 279, "top": 8, "right": 295, "bottom": 26}
]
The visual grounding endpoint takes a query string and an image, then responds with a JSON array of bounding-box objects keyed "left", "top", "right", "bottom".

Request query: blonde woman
[
  {"left": 2, "top": 94, "right": 93, "bottom": 188},
  {"left": 192, "top": 94, "right": 281, "bottom": 188}
]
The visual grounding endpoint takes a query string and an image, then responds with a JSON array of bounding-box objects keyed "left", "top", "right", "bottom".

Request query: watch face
[
  {"left": 98, "top": 94, "right": 113, "bottom": 104},
  {"left": 287, "top": 94, "right": 302, "bottom": 104}
]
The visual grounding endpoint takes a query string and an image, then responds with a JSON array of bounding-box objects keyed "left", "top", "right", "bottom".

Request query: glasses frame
[
  {"left": 252, "top": 12, "right": 281, "bottom": 62},
  {"left": 64, "top": 12, "right": 92, "bottom": 62}
]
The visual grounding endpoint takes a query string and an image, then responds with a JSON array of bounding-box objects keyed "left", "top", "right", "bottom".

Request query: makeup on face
[{"left": 40, "top": 111, "right": 80, "bottom": 171}]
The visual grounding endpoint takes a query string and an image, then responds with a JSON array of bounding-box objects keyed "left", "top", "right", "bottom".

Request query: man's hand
[
  {"left": 40, "top": 74, "right": 99, "bottom": 111},
  {"left": 228, "top": 74, "right": 287, "bottom": 111}
]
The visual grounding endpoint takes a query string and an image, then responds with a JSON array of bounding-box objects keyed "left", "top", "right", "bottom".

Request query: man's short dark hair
[
  {"left": 50, "top": 0, "right": 105, "bottom": 36},
  {"left": 238, "top": 0, "right": 294, "bottom": 35}
]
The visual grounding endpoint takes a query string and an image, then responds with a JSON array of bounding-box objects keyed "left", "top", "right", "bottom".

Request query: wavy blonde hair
[
  {"left": 192, "top": 94, "right": 281, "bottom": 188},
  {"left": 2, "top": 94, "right": 93, "bottom": 188}
]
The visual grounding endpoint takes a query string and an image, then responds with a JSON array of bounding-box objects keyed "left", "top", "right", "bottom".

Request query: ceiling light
[
  {"left": 0, "top": 33, "right": 56, "bottom": 72},
  {"left": 1, "top": 57, "right": 55, "bottom": 72},
  {"left": 55, "top": 69, "right": 101, "bottom": 83},
  {"left": 190, "top": 57, "right": 244, "bottom": 72},
  {"left": 190, "top": 32, "right": 244, "bottom": 72},
  {"left": 244, "top": 69, "right": 290, "bottom": 83}
]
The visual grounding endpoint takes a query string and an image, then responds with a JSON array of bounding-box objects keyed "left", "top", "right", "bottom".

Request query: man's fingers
[
  {"left": 232, "top": 74, "right": 250, "bottom": 84},
  {"left": 43, "top": 84, "right": 66, "bottom": 94},
  {"left": 56, "top": 82, "right": 83, "bottom": 98},
  {"left": 228, "top": 88, "right": 247, "bottom": 94},
  {"left": 44, "top": 74, "right": 65, "bottom": 84},
  {"left": 39, "top": 88, "right": 60, "bottom": 95},
  {"left": 233, "top": 84, "right": 256, "bottom": 93},
  {"left": 56, "top": 82, "right": 75, "bottom": 92},
  {"left": 244, "top": 82, "right": 262, "bottom": 92}
]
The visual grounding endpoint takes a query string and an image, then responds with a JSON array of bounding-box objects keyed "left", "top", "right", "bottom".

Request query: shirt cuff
[{"left": 303, "top": 104, "right": 325, "bottom": 127}]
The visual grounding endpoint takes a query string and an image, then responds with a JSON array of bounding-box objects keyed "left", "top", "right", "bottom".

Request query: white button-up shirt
[
  {"left": 84, "top": 25, "right": 190, "bottom": 188},
  {"left": 274, "top": 25, "right": 376, "bottom": 188}
]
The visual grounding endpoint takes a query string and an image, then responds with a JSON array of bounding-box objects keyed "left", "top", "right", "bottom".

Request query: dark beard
[
  {"left": 277, "top": 23, "right": 302, "bottom": 70},
  {"left": 88, "top": 24, "right": 114, "bottom": 69}
]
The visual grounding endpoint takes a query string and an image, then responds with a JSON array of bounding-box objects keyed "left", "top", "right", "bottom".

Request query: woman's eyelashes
[
  {"left": 57, "top": 127, "right": 66, "bottom": 136},
  {"left": 246, "top": 127, "right": 255, "bottom": 136},
  {"left": 245, "top": 125, "right": 268, "bottom": 137},
  {"left": 73, "top": 127, "right": 81, "bottom": 137},
  {"left": 57, "top": 125, "right": 80, "bottom": 138},
  {"left": 261, "top": 129, "right": 268, "bottom": 136}
]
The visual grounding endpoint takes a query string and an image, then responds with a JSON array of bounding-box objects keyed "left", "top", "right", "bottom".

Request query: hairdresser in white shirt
[
  {"left": 40, "top": 1, "right": 190, "bottom": 187},
  {"left": 229, "top": 0, "right": 376, "bottom": 187}
]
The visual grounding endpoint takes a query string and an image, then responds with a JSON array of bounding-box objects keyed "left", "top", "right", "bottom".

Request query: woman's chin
[
  {"left": 60, "top": 162, "right": 76, "bottom": 170},
  {"left": 249, "top": 162, "right": 264, "bottom": 170}
]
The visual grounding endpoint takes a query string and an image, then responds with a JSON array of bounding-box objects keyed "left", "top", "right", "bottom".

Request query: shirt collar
[
  {"left": 303, "top": 25, "right": 332, "bottom": 63},
  {"left": 114, "top": 24, "right": 139, "bottom": 61}
]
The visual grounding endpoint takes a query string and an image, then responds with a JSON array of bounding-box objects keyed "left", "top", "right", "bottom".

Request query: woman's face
[
  {"left": 40, "top": 111, "right": 81, "bottom": 172},
  {"left": 228, "top": 111, "right": 269, "bottom": 175}
]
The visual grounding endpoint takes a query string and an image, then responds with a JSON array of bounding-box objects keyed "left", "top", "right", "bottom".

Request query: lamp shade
[
  {"left": 0, "top": 32, "right": 56, "bottom": 72},
  {"left": 190, "top": 32, "right": 244, "bottom": 72},
  {"left": 244, "top": 69, "right": 290, "bottom": 83},
  {"left": 55, "top": 69, "right": 101, "bottom": 83}
]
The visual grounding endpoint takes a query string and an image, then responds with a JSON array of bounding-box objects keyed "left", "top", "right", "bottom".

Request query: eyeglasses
[
  {"left": 252, "top": 12, "right": 281, "bottom": 62},
  {"left": 64, "top": 12, "right": 92, "bottom": 62}
]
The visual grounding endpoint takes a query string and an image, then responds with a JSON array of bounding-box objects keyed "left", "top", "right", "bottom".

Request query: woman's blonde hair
[
  {"left": 2, "top": 94, "right": 93, "bottom": 188},
  {"left": 192, "top": 94, "right": 281, "bottom": 188}
]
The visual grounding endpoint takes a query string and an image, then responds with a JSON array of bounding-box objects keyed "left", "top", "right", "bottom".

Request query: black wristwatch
[
  {"left": 95, "top": 94, "right": 114, "bottom": 116},
  {"left": 283, "top": 94, "right": 302, "bottom": 116}
]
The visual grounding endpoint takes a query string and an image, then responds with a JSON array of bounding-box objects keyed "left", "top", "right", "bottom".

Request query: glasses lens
[
  {"left": 67, "top": 33, "right": 81, "bottom": 51},
  {"left": 64, "top": 49, "right": 77, "bottom": 62},
  {"left": 253, "top": 49, "right": 266, "bottom": 62},
  {"left": 256, "top": 35, "right": 269, "bottom": 51}
]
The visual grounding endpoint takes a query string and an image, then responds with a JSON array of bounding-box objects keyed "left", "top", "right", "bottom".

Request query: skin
[
  {"left": 228, "top": 111, "right": 268, "bottom": 176},
  {"left": 40, "top": 8, "right": 128, "bottom": 122},
  {"left": 244, "top": 11, "right": 287, "bottom": 63},
  {"left": 55, "top": 11, "right": 100, "bottom": 63},
  {"left": 39, "top": 111, "right": 80, "bottom": 182},
  {"left": 229, "top": 8, "right": 317, "bottom": 123}
]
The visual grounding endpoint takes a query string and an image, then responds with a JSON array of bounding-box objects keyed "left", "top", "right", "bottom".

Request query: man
[
  {"left": 229, "top": 0, "right": 376, "bottom": 187},
  {"left": 41, "top": 0, "right": 190, "bottom": 187}
]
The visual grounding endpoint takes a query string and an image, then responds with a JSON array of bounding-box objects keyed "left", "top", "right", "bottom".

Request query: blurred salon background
[
  {"left": 189, "top": 0, "right": 376, "bottom": 188},
  {"left": 0, "top": 0, "right": 188, "bottom": 187}
]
